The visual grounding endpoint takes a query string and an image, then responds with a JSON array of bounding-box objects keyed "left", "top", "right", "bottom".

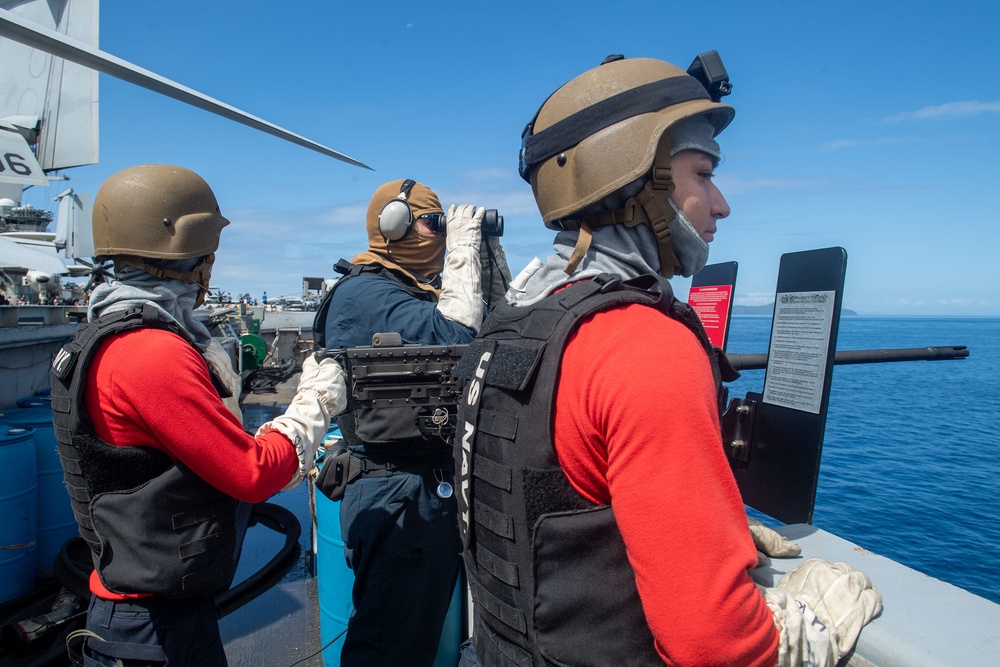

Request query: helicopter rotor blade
[{"left": 0, "top": 8, "right": 372, "bottom": 171}]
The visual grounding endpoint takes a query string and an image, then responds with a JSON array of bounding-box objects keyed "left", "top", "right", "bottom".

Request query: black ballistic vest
[
  {"left": 454, "top": 274, "right": 728, "bottom": 667},
  {"left": 50, "top": 305, "right": 244, "bottom": 598},
  {"left": 314, "top": 260, "right": 451, "bottom": 458}
]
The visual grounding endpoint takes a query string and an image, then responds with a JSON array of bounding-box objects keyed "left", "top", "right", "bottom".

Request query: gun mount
[{"left": 322, "top": 333, "right": 469, "bottom": 440}]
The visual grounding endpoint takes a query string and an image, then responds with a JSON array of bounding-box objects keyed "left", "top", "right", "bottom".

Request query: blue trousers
[
  {"left": 82, "top": 595, "right": 225, "bottom": 666},
  {"left": 458, "top": 639, "right": 482, "bottom": 667},
  {"left": 340, "top": 469, "right": 461, "bottom": 667}
]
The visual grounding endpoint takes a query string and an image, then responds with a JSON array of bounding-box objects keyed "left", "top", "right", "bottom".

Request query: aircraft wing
[
  {"left": 0, "top": 235, "right": 69, "bottom": 273},
  {"left": 0, "top": 8, "right": 372, "bottom": 170}
]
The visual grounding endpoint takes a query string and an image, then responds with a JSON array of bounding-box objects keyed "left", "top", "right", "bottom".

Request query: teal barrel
[
  {"left": 313, "top": 426, "right": 463, "bottom": 666},
  {"left": 315, "top": 425, "right": 353, "bottom": 666},
  {"left": 0, "top": 424, "right": 38, "bottom": 603},
  {"left": 0, "top": 405, "right": 77, "bottom": 578},
  {"left": 315, "top": 469, "right": 353, "bottom": 666},
  {"left": 436, "top": 578, "right": 463, "bottom": 667}
]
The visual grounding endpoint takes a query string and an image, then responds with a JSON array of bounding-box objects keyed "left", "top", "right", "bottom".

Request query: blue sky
[{"left": 13, "top": 0, "right": 1000, "bottom": 315}]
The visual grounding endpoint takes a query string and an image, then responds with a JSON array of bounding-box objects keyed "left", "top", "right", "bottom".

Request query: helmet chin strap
[
  {"left": 634, "top": 163, "right": 681, "bottom": 279},
  {"left": 564, "top": 132, "right": 681, "bottom": 277}
]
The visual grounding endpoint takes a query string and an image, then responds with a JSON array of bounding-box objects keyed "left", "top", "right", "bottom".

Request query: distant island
[{"left": 731, "top": 304, "right": 858, "bottom": 316}]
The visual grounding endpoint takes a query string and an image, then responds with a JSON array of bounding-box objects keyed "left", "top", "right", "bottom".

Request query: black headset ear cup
[{"left": 378, "top": 198, "right": 413, "bottom": 241}]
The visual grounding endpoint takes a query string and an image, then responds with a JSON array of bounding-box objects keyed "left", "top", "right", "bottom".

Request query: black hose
[
  {"left": 53, "top": 537, "right": 91, "bottom": 602},
  {"left": 217, "top": 502, "right": 302, "bottom": 618}
]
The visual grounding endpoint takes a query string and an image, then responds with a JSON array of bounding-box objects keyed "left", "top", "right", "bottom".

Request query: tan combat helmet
[
  {"left": 92, "top": 164, "right": 230, "bottom": 288},
  {"left": 518, "top": 53, "right": 734, "bottom": 275}
]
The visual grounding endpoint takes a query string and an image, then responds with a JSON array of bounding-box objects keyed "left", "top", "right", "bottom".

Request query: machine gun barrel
[{"left": 725, "top": 345, "right": 969, "bottom": 372}]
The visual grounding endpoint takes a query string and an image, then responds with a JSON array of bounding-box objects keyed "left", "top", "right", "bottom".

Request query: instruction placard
[{"left": 763, "top": 291, "right": 835, "bottom": 414}]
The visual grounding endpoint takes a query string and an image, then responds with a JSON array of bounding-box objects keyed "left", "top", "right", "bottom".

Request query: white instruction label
[{"left": 763, "top": 291, "right": 836, "bottom": 414}]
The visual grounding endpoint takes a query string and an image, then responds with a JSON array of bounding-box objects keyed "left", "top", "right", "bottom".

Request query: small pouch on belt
[{"left": 316, "top": 447, "right": 361, "bottom": 502}]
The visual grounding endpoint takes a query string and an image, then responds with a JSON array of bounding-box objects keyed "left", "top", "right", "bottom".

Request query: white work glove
[
  {"left": 760, "top": 557, "right": 882, "bottom": 667},
  {"left": 437, "top": 204, "right": 484, "bottom": 330},
  {"left": 256, "top": 354, "right": 347, "bottom": 491},
  {"left": 748, "top": 518, "right": 801, "bottom": 567},
  {"left": 479, "top": 234, "right": 512, "bottom": 308},
  {"left": 202, "top": 339, "right": 243, "bottom": 423}
]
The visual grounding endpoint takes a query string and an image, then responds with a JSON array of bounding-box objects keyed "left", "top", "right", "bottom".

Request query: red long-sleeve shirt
[
  {"left": 83, "top": 328, "right": 298, "bottom": 599},
  {"left": 553, "top": 302, "right": 779, "bottom": 666}
]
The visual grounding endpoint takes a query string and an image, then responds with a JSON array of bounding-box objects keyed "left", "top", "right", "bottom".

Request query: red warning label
[{"left": 688, "top": 285, "right": 733, "bottom": 349}]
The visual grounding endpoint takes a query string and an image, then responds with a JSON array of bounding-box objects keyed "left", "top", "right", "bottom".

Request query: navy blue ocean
[{"left": 726, "top": 316, "right": 1000, "bottom": 604}]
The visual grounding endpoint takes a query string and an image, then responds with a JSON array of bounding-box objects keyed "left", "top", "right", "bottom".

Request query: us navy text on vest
[{"left": 460, "top": 349, "right": 492, "bottom": 535}]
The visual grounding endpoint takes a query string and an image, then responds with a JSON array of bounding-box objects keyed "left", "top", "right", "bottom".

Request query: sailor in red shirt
[
  {"left": 457, "top": 54, "right": 881, "bottom": 667},
  {"left": 51, "top": 164, "right": 346, "bottom": 666}
]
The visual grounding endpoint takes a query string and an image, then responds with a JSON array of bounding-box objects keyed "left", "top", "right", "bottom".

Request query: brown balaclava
[{"left": 352, "top": 179, "right": 446, "bottom": 296}]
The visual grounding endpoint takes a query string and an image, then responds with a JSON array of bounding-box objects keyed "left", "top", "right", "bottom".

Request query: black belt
[
  {"left": 316, "top": 450, "right": 452, "bottom": 501},
  {"left": 355, "top": 455, "right": 454, "bottom": 478}
]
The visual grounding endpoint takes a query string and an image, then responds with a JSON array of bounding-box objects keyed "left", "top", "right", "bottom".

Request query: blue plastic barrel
[
  {"left": 0, "top": 405, "right": 77, "bottom": 578},
  {"left": 0, "top": 424, "right": 38, "bottom": 603},
  {"left": 16, "top": 394, "right": 52, "bottom": 408},
  {"left": 314, "top": 427, "right": 463, "bottom": 666}
]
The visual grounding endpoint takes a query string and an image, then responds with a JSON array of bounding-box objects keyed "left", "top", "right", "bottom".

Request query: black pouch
[{"left": 316, "top": 446, "right": 361, "bottom": 501}]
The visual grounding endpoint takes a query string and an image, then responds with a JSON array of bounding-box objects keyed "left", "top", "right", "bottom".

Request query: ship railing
[{"left": 0, "top": 305, "right": 88, "bottom": 328}]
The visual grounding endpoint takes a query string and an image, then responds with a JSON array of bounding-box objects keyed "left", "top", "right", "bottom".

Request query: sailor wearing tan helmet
[
  {"left": 456, "top": 54, "right": 881, "bottom": 666},
  {"left": 51, "top": 164, "right": 345, "bottom": 666}
]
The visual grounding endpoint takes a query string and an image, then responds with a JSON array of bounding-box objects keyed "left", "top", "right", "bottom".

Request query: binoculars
[{"left": 426, "top": 209, "right": 504, "bottom": 237}]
